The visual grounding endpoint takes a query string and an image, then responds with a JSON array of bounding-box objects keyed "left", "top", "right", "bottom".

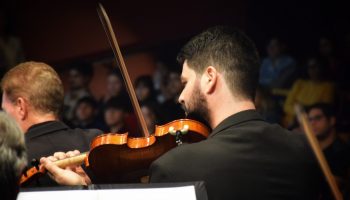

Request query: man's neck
[
  {"left": 22, "top": 113, "right": 58, "bottom": 133},
  {"left": 209, "top": 98, "right": 255, "bottom": 129}
]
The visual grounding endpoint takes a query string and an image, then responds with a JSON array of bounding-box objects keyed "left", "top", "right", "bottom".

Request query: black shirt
[
  {"left": 150, "top": 110, "right": 321, "bottom": 200},
  {"left": 24, "top": 121, "right": 101, "bottom": 187}
]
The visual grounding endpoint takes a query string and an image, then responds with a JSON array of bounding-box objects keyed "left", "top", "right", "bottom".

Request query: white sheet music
[{"left": 17, "top": 185, "right": 197, "bottom": 200}]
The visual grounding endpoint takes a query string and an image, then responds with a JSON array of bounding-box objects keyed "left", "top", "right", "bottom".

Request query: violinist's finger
[
  {"left": 66, "top": 150, "right": 80, "bottom": 158},
  {"left": 73, "top": 150, "right": 80, "bottom": 155},
  {"left": 53, "top": 152, "right": 67, "bottom": 160},
  {"left": 41, "top": 157, "right": 86, "bottom": 186},
  {"left": 46, "top": 156, "right": 58, "bottom": 162}
]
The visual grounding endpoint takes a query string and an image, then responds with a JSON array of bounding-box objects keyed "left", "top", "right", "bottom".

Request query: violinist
[
  {"left": 1, "top": 61, "right": 101, "bottom": 186},
  {"left": 41, "top": 26, "right": 321, "bottom": 199}
]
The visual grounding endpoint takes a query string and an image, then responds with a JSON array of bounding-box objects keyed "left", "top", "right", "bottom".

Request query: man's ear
[
  {"left": 15, "top": 97, "right": 28, "bottom": 120},
  {"left": 203, "top": 66, "right": 217, "bottom": 94}
]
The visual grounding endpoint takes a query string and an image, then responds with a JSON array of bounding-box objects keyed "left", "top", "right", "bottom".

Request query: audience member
[
  {"left": 259, "top": 38, "right": 297, "bottom": 89},
  {"left": 101, "top": 70, "right": 128, "bottom": 103},
  {"left": 283, "top": 57, "right": 335, "bottom": 126},
  {"left": 160, "top": 68, "right": 185, "bottom": 122},
  {"left": 73, "top": 97, "right": 105, "bottom": 131},
  {"left": 255, "top": 86, "right": 282, "bottom": 123},
  {"left": 135, "top": 75, "right": 158, "bottom": 106},
  {"left": 306, "top": 103, "right": 350, "bottom": 199},
  {"left": 63, "top": 61, "right": 93, "bottom": 122},
  {"left": 104, "top": 96, "right": 129, "bottom": 134},
  {"left": 152, "top": 61, "right": 170, "bottom": 103},
  {"left": 141, "top": 102, "right": 160, "bottom": 134}
]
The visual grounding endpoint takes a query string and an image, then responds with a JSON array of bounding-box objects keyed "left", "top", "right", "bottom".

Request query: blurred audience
[
  {"left": 73, "top": 97, "right": 105, "bottom": 130},
  {"left": 63, "top": 61, "right": 93, "bottom": 122},
  {"left": 255, "top": 86, "right": 282, "bottom": 124},
  {"left": 101, "top": 69, "right": 128, "bottom": 104},
  {"left": 141, "top": 102, "right": 160, "bottom": 134},
  {"left": 259, "top": 38, "right": 297, "bottom": 89},
  {"left": 160, "top": 67, "right": 185, "bottom": 122},
  {"left": 152, "top": 61, "right": 170, "bottom": 103},
  {"left": 98, "top": 69, "right": 132, "bottom": 115},
  {"left": 104, "top": 96, "right": 129, "bottom": 134},
  {"left": 283, "top": 57, "right": 335, "bottom": 127},
  {"left": 135, "top": 75, "right": 158, "bottom": 106}
]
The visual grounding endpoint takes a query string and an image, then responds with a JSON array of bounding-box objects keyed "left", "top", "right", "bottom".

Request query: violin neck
[{"left": 54, "top": 152, "right": 87, "bottom": 168}]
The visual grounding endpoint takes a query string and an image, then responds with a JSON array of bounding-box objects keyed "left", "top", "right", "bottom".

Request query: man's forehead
[{"left": 181, "top": 61, "right": 194, "bottom": 78}]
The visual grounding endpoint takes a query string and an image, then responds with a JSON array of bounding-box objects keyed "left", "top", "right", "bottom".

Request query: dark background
[
  {"left": 2, "top": 0, "right": 349, "bottom": 62},
  {"left": 1, "top": 0, "right": 349, "bottom": 97}
]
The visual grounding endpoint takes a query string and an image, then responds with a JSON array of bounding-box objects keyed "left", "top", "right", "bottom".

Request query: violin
[
  {"left": 20, "top": 119, "right": 209, "bottom": 185},
  {"left": 20, "top": 4, "right": 210, "bottom": 185}
]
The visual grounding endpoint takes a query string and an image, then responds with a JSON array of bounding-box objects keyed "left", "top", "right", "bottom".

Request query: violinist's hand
[{"left": 40, "top": 150, "right": 91, "bottom": 186}]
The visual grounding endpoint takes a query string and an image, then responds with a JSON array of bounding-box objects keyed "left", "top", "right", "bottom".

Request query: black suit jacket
[
  {"left": 150, "top": 110, "right": 320, "bottom": 200},
  {"left": 24, "top": 121, "right": 101, "bottom": 187}
]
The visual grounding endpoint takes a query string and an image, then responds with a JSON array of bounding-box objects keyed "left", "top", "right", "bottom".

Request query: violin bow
[
  {"left": 97, "top": 3, "right": 150, "bottom": 137},
  {"left": 294, "top": 104, "right": 343, "bottom": 200}
]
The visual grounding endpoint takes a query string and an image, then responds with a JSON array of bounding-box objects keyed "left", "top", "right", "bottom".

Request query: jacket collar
[
  {"left": 209, "top": 109, "right": 264, "bottom": 138},
  {"left": 25, "top": 121, "right": 69, "bottom": 140}
]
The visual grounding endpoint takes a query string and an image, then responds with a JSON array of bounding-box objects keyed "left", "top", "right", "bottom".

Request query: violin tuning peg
[
  {"left": 181, "top": 125, "right": 189, "bottom": 135},
  {"left": 169, "top": 127, "right": 176, "bottom": 135},
  {"left": 31, "top": 159, "right": 40, "bottom": 170},
  {"left": 22, "top": 167, "right": 28, "bottom": 177}
]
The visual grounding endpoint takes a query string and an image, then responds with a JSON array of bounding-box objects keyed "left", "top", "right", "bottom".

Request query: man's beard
[{"left": 181, "top": 84, "right": 210, "bottom": 125}]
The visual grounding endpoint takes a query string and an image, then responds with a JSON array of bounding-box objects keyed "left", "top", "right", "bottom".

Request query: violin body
[
  {"left": 20, "top": 119, "right": 209, "bottom": 185},
  {"left": 88, "top": 119, "right": 209, "bottom": 183}
]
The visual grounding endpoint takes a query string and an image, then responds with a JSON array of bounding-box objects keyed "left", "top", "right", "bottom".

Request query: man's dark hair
[
  {"left": 306, "top": 103, "right": 335, "bottom": 119},
  {"left": 177, "top": 26, "right": 260, "bottom": 100}
]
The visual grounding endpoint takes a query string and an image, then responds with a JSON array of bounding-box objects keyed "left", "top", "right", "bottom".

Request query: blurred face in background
[
  {"left": 69, "top": 69, "right": 86, "bottom": 90},
  {"left": 75, "top": 102, "right": 95, "bottom": 122},
  {"left": 104, "top": 107, "right": 125, "bottom": 127},
  {"left": 107, "top": 74, "right": 123, "bottom": 96},
  {"left": 136, "top": 83, "right": 151, "bottom": 102},
  {"left": 141, "top": 105, "right": 157, "bottom": 133},
  {"left": 167, "top": 72, "right": 183, "bottom": 99},
  {"left": 308, "top": 108, "right": 334, "bottom": 140}
]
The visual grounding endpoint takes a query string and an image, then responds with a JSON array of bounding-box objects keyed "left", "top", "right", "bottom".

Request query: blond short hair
[{"left": 1, "top": 61, "right": 64, "bottom": 117}]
